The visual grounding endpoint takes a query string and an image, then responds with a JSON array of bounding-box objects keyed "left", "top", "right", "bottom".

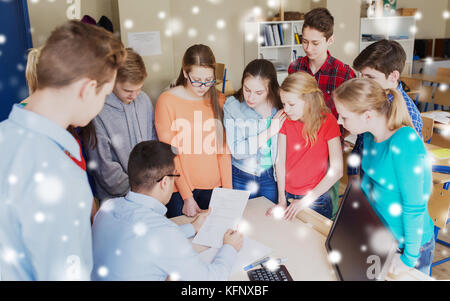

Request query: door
[{"left": 0, "top": 0, "right": 33, "bottom": 122}]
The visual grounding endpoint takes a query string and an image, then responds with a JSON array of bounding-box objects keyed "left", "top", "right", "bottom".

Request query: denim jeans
[
  {"left": 285, "top": 191, "right": 333, "bottom": 219},
  {"left": 166, "top": 189, "right": 213, "bottom": 218},
  {"left": 397, "top": 237, "right": 436, "bottom": 275},
  {"left": 232, "top": 165, "right": 278, "bottom": 204}
]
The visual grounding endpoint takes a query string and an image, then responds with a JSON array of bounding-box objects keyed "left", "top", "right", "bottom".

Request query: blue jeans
[
  {"left": 397, "top": 237, "right": 436, "bottom": 275},
  {"left": 166, "top": 189, "right": 213, "bottom": 218},
  {"left": 232, "top": 165, "right": 278, "bottom": 204},
  {"left": 285, "top": 191, "right": 333, "bottom": 219}
]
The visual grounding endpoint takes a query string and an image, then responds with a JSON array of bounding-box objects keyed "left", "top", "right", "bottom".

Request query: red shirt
[
  {"left": 288, "top": 51, "right": 356, "bottom": 118},
  {"left": 279, "top": 113, "right": 341, "bottom": 195}
]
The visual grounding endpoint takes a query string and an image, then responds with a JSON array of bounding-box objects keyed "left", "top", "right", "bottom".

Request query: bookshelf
[
  {"left": 360, "top": 16, "right": 416, "bottom": 75},
  {"left": 244, "top": 21, "right": 305, "bottom": 84}
]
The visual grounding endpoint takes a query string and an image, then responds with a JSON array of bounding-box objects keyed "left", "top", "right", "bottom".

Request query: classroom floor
[{"left": 337, "top": 183, "right": 450, "bottom": 280}]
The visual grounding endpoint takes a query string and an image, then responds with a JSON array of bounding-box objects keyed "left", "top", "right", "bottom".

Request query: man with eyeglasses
[{"left": 91, "top": 141, "right": 243, "bottom": 281}]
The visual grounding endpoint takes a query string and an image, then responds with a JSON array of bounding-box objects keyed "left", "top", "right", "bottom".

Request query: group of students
[{"left": 0, "top": 8, "right": 435, "bottom": 281}]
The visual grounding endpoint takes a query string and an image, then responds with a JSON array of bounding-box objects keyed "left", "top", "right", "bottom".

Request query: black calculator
[{"left": 247, "top": 265, "right": 293, "bottom": 281}]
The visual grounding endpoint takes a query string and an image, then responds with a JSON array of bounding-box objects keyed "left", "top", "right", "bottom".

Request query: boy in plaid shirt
[
  {"left": 288, "top": 8, "right": 355, "bottom": 119},
  {"left": 348, "top": 40, "right": 423, "bottom": 179}
]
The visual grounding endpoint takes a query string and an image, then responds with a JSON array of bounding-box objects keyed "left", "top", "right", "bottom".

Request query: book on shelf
[
  {"left": 293, "top": 24, "right": 301, "bottom": 45},
  {"left": 278, "top": 24, "right": 285, "bottom": 45},
  {"left": 264, "top": 25, "right": 275, "bottom": 46},
  {"left": 272, "top": 24, "right": 281, "bottom": 46}
]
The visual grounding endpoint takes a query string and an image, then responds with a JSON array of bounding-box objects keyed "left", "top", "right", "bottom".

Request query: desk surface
[
  {"left": 171, "top": 197, "right": 433, "bottom": 281},
  {"left": 171, "top": 197, "right": 337, "bottom": 281},
  {"left": 402, "top": 74, "right": 450, "bottom": 85}
]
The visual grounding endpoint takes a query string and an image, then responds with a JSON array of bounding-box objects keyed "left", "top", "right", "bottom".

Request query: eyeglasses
[
  {"left": 187, "top": 73, "right": 216, "bottom": 88},
  {"left": 156, "top": 174, "right": 181, "bottom": 183}
]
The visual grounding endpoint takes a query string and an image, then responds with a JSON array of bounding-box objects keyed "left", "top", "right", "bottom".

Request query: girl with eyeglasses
[
  {"left": 155, "top": 44, "right": 232, "bottom": 218},
  {"left": 223, "top": 59, "right": 286, "bottom": 204}
]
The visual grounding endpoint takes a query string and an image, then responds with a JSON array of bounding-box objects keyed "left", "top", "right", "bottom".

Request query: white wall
[
  {"left": 27, "top": 0, "right": 76, "bottom": 47},
  {"left": 117, "top": 0, "right": 312, "bottom": 102},
  {"left": 397, "top": 0, "right": 448, "bottom": 39},
  {"left": 327, "top": 0, "right": 361, "bottom": 67}
]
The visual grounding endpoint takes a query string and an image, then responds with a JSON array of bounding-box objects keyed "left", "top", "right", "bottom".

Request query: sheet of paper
[
  {"left": 127, "top": 31, "right": 161, "bottom": 56},
  {"left": 422, "top": 111, "right": 450, "bottom": 124},
  {"left": 199, "top": 237, "right": 273, "bottom": 274},
  {"left": 344, "top": 134, "right": 358, "bottom": 146},
  {"left": 192, "top": 188, "right": 250, "bottom": 248},
  {"left": 431, "top": 148, "right": 450, "bottom": 159}
]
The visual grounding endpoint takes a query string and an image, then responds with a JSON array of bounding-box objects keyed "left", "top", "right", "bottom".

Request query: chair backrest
[
  {"left": 433, "top": 89, "right": 450, "bottom": 106},
  {"left": 436, "top": 67, "right": 450, "bottom": 77},
  {"left": 421, "top": 116, "right": 434, "bottom": 142},
  {"left": 418, "top": 86, "right": 434, "bottom": 103},
  {"left": 401, "top": 77, "right": 422, "bottom": 91}
]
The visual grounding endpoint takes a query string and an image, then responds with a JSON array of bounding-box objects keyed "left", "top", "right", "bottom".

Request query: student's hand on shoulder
[
  {"left": 269, "top": 110, "right": 287, "bottom": 137},
  {"left": 389, "top": 253, "right": 412, "bottom": 276},
  {"left": 191, "top": 209, "right": 210, "bottom": 233},
  {"left": 223, "top": 229, "right": 243, "bottom": 252},
  {"left": 182, "top": 197, "right": 201, "bottom": 217}
]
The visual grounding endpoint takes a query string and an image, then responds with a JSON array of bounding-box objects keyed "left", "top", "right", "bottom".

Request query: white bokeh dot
[
  {"left": 389, "top": 203, "right": 402, "bottom": 217},
  {"left": 97, "top": 266, "right": 109, "bottom": 278},
  {"left": 0, "top": 34, "right": 6, "bottom": 45},
  {"left": 34, "top": 212, "right": 46, "bottom": 223},
  {"left": 133, "top": 222, "right": 147, "bottom": 236},
  {"left": 328, "top": 250, "right": 342, "bottom": 264}
]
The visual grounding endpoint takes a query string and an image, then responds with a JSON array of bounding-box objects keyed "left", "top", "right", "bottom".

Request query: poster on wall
[{"left": 127, "top": 31, "right": 162, "bottom": 56}]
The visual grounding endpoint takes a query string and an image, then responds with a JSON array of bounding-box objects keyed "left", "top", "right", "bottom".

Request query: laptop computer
[{"left": 326, "top": 183, "right": 398, "bottom": 281}]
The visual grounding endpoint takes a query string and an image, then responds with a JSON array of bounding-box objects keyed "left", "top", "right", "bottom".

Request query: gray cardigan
[{"left": 86, "top": 92, "right": 157, "bottom": 202}]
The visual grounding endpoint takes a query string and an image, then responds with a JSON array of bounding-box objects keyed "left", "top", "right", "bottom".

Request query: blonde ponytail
[
  {"left": 385, "top": 88, "right": 413, "bottom": 131},
  {"left": 333, "top": 78, "right": 413, "bottom": 132}
]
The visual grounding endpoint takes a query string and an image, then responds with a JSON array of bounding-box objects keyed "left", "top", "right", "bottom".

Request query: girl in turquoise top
[{"left": 333, "top": 78, "right": 435, "bottom": 276}]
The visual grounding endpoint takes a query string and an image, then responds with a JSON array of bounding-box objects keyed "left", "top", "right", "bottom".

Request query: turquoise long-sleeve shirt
[{"left": 361, "top": 127, "right": 434, "bottom": 268}]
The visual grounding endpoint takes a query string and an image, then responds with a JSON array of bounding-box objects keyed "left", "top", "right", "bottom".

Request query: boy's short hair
[
  {"left": 37, "top": 21, "right": 126, "bottom": 92},
  {"left": 128, "top": 141, "right": 177, "bottom": 192},
  {"left": 116, "top": 48, "right": 148, "bottom": 84},
  {"left": 353, "top": 40, "right": 406, "bottom": 78},
  {"left": 303, "top": 8, "right": 334, "bottom": 40}
]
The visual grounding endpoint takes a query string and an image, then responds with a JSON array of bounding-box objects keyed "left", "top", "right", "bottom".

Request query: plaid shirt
[
  {"left": 348, "top": 83, "right": 424, "bottom": 176},
  {"left": 288, "top": 51, "right": 356, "bottom": 118}
]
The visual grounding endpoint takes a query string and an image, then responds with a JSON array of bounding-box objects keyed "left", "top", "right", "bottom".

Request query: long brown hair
[
  {"left": 175, "top": 44, "right": 223, "bottom": 123},
  {"left": 233, "top": 59, "right": 282, "bottom": 110},
  {"left": 281, "top": 72, "right": 330, "bottom": 146},
  {"left": 333, "top": 78, "right": 413, "bottom": 131}
]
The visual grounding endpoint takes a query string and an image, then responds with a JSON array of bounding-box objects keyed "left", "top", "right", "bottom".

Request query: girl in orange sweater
[{"left": 155, "top": 44, "right": 232, "bottom": 218}]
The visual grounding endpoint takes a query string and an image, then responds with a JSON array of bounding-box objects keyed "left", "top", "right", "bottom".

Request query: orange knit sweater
[{"left": 155, "top": 91, "right": 232, "bottom": 200}]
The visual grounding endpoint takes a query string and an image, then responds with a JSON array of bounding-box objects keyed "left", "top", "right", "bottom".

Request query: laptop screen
[{"left": 325, "top": 183, "right": 397, "bottom": 281}]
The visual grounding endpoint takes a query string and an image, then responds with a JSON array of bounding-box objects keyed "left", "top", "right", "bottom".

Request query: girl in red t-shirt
[{"left": 266, "top": 72, "right": 343, "bottom": 220}]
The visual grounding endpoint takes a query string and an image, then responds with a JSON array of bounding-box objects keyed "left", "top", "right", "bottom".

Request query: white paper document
[
  {"left": 192, "top": 188, "right": 250, "bottom": 248},
  {"left": 422, "top": 111, "right": 450, "bottom": 124},
  {"left": 127, "top": 31, "right": 162, "bottom": 56},
  {"left": 199, "top": 237, "right": 273, "bottom": 274}
]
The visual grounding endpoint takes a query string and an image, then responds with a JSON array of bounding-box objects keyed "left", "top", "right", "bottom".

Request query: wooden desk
[
  {"left": 402, "top": 74, "right": 450, "bottom": 85},
  {"left": 425, "top": 144, "right": 450, "bottom": 185},
  {"left": 171, "top": 197, "right": 432, "bottom": 281}
]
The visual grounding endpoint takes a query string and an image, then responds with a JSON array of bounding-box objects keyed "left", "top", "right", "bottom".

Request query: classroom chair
[
  {"left": 421, "top": 116, "right": 434, "bottom": 144},
  {"left": 436, "top": 67, "right": 450, "bottom": 77},
  {"left": 428, "top": 175, "right": 450, "bottom": 276},
  {"left": 418, "top": 85, "right": 434, "bottom": 112},
  {"left": 432, "top": 88, "right": 450, "bottom": 111},
  {"left": 401, "top": 77, "right": 422, "bottom": 106}
]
